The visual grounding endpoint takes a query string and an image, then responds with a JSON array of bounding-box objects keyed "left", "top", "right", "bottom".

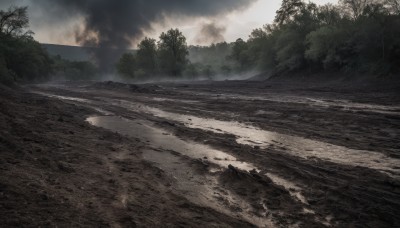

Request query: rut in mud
[{"left": 29, "top": 81, "right": 400, "bottom": 227}]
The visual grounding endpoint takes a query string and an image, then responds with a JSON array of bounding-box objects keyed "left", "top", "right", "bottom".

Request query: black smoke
[
  {"left": 38, "top": 0, "right": 257, "bottom": 72},
  {"left": 195, "top": 22, "right": 226, "bottom": 45}
]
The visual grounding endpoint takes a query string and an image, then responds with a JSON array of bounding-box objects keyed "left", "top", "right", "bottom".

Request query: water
[
  {"left": 180, "top": 91, "right": 400, "bottom": 116},
  {"left": 34, "top": 91, "right": 91, "bottom": 103},
  {"left": 36, "top": 91, "right": 400, "bottom": 176},
  {"left": 143, "top": 149, "right": 275, "bottom": 227},
  {"left": 107, "top": 99, "right": 400, "bottom": 176},
  {"left": 87, "top": 116, "right": 274, "bottom": 227},
  {"left": 87, "top": 116, "right": 256, "bottom": 171}
]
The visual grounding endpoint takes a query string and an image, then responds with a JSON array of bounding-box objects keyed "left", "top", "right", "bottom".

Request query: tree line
[
  {"left": 229, "top": 0, "right": 400, "bottom": 77},
  {"left": 116, "top": 29, "right": 190, "bottom": 80},
  {"left": 118, "top": 0, "right": 400, "bottom": 80},
  {"left": 2, "top": 1, "right": 399, "bottom": 85},
  {"left": 0, "top": 6, "right": 98, "bottom": 86}
]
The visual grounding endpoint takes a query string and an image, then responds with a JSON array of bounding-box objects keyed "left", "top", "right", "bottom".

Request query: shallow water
[
  {"left": 180, "top": 91, "right": 400, "bottom": 116},
  {"left": 34, "top": 92, "right": 91, "bottom": 103},
  {"left": 87, "top": 116, "right": 274, "bottom": 227},
  {"left": 87, "top": 116, "right": 256, "bottom": 171},
  {"left": 143, "top": 149, "right": 275, "bottom": 227},
  {"left": 36, "top": 90, "right": 400, "bottom": 176},
  {"left": 107, "top": 99, "right": 400, "bottom": 176}
]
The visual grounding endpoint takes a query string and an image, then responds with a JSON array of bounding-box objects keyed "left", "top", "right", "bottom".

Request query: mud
[{"left": 1, "top": 79, "right": 399, "bottom": 227}]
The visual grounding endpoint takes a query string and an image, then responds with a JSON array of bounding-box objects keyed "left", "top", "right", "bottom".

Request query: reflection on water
[
  {"left": 87, "top": 116, "right": 274, "bottom": 227},
  {"left": 266, "top": 173, "right": 308, "bottom": 205},
  {"left": 181, "top": 91, "right": 400, "bottom": 116},
  {"left": 34, "top": 92, "right": 91, "bottom": 103},
  {"left": 108, "top": 99, "right": 400, "bottom": 176},
  {"left": 143, "top": 149, "right": 275, "bottom": 227},
  {"left": 36, "top": 90, "right": 400, "bottom": 176},
  {"left": 87, "top": 116, "right": 255, "bottom": 171}
]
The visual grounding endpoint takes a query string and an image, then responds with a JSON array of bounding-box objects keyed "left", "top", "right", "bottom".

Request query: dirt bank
[
  {"left": 2, "top": 79, "right": 400, "bottom": 227},
  {"left": 0, "top": 85, "right": 252, "bottom": 227}
]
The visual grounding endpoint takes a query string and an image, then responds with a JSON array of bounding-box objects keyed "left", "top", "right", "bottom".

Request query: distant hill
[
  {"left": 41, "top": 44, "right": 136, "bottom": 62},
  {"left": 42, "top": 44, "right": 92, "bottom": 61}
]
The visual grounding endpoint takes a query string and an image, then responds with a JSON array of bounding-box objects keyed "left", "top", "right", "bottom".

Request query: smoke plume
[
  {"left": 43, "top": 0, "right": 256, "bottom": 71},
  {"left": 195, "top": 22, "right": 226, "bottom": 45}
]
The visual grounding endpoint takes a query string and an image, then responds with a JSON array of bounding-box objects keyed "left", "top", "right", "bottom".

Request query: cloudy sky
[{"left": 0, "top": 0, "right": 337, "bottom": 47}]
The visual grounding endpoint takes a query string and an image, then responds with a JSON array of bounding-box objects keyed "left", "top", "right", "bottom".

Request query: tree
[
  {"left": 385, "top": 0, "right": 400, "bottom": 14},
  {"left": 339, "top": 0, "right": 373, "bottom": 19},
  {"left": 201, "top": 65, "right": 215, "bottom": 79},
  {"left": 317, "top": 4, "right": 343, "bottom": 26},
  {"left": 136, "top": 37, "right": 158, "bottom": 75},
  {"left": 116, "top": 53, "right": 136, "bottom": 79},
  {"left": 0, "top": 6, "right": 33, "bottom": 38},
  {"left": 157, "top": 29, "right": 188, "bottom": 77},
  {"left": 275, "top": 0, "right": 305, "bottom": 25},
  {"left": 229, "top": 38, "right": 250, "bottom": 71}
]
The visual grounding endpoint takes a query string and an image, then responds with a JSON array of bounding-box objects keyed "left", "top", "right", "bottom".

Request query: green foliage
[
  {"left": 228, "top": 0, "right": 400, "bottom": 77},
  {"left": 187, "top": 42, "right": 233, "bottom": 78},
  {"left": 0, "top": 51, "right": 14, "bottom": 86},
  {"left": 158, "top": 29, "right": 189, "bottom": 77},
  {"left": 0, "top": 6, "right": 56, "bottom": 85},
  {"left": 114, "top": 0, "right": 399, "bottom": 81},
  {"left": 52, "top": 55, "right": 98, "bottom": 80},
  {"left": 275, "top": 0, "right": 305, "bottom": 25},
  {"left": 0, "top": 6, "right": 33, "bottom": 38},
  {"left": 3, "top": 37, "right": 52, "bottom": 82},
  {"left": 183, "top": 63, "right": 200, "bottom": 79},
  {"left": 116, "top": 29, "right": 189, "bottom": 79},
  {"left": 116, "top": 53, "right": 136, "bottom": 79},
  {"left": 229, "top": 38, "right": 251, "bottom": 72},
  {"left": 136, "top": 37, "right": 157, "bottom": 75}
]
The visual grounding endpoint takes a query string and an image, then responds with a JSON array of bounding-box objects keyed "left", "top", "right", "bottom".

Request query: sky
[
  {"left": 0, "top": 0, "right": 338, "bottom": 47},
  {"left": 153, "top": 0, "right": 337, "bottom": 46}
]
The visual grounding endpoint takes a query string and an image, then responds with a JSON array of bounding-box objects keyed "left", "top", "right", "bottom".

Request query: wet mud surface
[{"left": 1, "top": 80, "right": 399, "bottom": 227}]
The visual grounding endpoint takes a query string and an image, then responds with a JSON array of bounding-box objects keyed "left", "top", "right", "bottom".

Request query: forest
[
  {"left": 1, "top": 0, "right": 400, "bottom": 85},
  {"left": 117, "top": 0, "right": 400, "bottom": 80},
  {"left": 0, "top": 7, "right": 98, "bottom": 86}
]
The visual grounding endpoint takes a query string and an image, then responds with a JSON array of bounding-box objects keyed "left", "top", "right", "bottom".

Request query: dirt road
[{"left": 2, "top": 80, "right": 400, "bottom": 227}]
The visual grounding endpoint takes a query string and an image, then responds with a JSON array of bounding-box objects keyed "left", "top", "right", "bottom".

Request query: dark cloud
[
  {"left": 45, "top": 0, "right": 256, "bottom": 48},
  {"left": 195, "top": 22, "right": 226, "bottom": 45},
  {"left": 2, "top": 0, "right": 257, "bottom": 71}
]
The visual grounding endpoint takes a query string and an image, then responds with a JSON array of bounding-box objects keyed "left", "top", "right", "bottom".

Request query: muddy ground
[{"left": 1, "top": 79, "right": 400, "bottom": 227}]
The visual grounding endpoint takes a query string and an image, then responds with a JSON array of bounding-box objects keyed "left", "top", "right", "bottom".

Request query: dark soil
[
  {"left": 0, "top": 85, "right": 252, "bottom": 227},
  {"left": 1, "top": 79, "right": 400, "bottom": 227}
]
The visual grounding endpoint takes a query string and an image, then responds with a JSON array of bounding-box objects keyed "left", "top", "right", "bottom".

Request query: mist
[
  {"left": 195, "top": 22, "right": 226, "bottom": 45},
  {"left": 30, "top": 0, "right": 257, "bottom": 71}
]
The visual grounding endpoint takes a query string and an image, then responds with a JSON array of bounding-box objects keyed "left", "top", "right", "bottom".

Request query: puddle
[
  {"left": 34, "top": 92, "right": 91, "bottom": 103},
  {"left": 266, "top": 173, "right": 308, "bottom": 205},
  {"left": 151, "top": 97, "right": 199, "bottom": 104},
  {"left": 180, "top": 91, "right": 400, "bottom": 116},
  {"left": 107, "top": 99, "right": 400, "bottom": 176},
  {"left": 37, "top": 91, "right": 400, "bottom": 176},
  {"left": 34, "top": 91, "right": 114, "bottom": 116},
  {"left": 87, "top": 116, "right": 273, "bottom": 227},
  {"left": 143, "top": 149, "right": 274, "bottom": 227},
  {"left": 304, "top": 97, "right": 400, "bottom": 115},
  {"left": 87, "top": 116, "right": 255, "bottom": 171}
]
